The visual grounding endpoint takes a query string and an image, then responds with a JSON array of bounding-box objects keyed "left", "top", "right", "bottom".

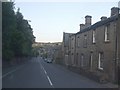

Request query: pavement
[{"left": 2, "top": 57, "right": 119, "bottom": 88}]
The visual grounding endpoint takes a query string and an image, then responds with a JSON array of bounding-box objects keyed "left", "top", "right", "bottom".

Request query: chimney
[
  {"left": 111, "top": 7, "right": 119, "bottom": 16},
  {"left": 100, "top": 16, "right": 107, "bottom": 21},
  {"left": 80, "top": 24, "right": 85, "bottom": 31},
  {"left": 85, "top": 15, "right": 92, "bottom": 27}
]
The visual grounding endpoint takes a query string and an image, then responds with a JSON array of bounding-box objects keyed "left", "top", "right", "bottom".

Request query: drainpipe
[
  {"left": 74, "top": 34, "right": 76, "bottom": 66},
  {"left": 115, "top": 23, "right": 117, "bottom": 83},
  {"left": 114, "top": 18, "right": 118, "bottom": 83},
  {"left": 116, "top": 16, "right": 119, "bottom": 84}
]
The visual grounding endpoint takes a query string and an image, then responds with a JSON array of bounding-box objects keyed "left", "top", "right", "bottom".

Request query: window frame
[
  {"left": 92, "top": 30, "right": 96, "bottom": 44},
  {"left": 76, "top": 53, "right": 79, "bottom": 66},
  {"left": 83, "top": 35, "right": 87, "bottom": 48},
  {"left": 98, "top": 52, "right": 104, "bottom": 70},
  {"left": 81, "top": 54, "right": 84, "bottom": 67},
  {"left": 104, "top": 25, "right": 110, "bottom": 42},
  {"left": 77, "top": 36, "right": 80, "bottom": 48},
  {"left": 90, "top": 52, "right": 93, "bottom": 70}
]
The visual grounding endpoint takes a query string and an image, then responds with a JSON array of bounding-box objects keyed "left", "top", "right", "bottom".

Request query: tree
[
  {"left": 2, "top": 1, "right": 35, "bottom": 61},
  {"left": 2, "top": 2, "right": 16, "bottom": 60},
  {"left": 15, "top": 8, "right": 35, "bottom": 57}
]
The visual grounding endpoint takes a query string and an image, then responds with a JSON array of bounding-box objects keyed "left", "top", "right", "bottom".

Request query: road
[{"left": 2, "top": 57, "right": 111, "bottom": 88}]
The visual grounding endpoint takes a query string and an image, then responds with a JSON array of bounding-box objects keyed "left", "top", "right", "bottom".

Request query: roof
[
  {"left": 63, "top": 32, "right": 75, "bottom": 35},
  {"left": 76, "top": 14, "right": 119, "bottom": 35}
]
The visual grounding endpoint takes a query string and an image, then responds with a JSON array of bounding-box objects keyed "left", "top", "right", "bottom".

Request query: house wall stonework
[
  {"left": 62, "top": 32, "right": 74, "bottom": 66},
  {"left": 62, "top": 7, "right": 120, "bottom": 83}
]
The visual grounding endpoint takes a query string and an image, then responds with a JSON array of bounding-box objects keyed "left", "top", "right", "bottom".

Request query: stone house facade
[
  {"left": 62, "top": 32, "right": 75, "bottom": 66},
  {"left": 63, "top": 7, "right": 120, "bottom": 83}
]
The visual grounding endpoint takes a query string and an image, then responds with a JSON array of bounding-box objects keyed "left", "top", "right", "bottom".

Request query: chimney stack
[
  {"left": 100, "top": 16, "right": 107, "bottom": 21},
  {"left": 80, "top": 24, "right": 85, "bottom": 31},
  {"left": 85, "top": 15, "right": 92, "bottom": 27},
  {"left": 111, "top": 7, "right": 119, "bottom": 16}
]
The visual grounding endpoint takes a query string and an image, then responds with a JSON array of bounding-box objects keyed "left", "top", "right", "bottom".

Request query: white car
[{"left": 46, "top": 59, "right": 52, "bottom": 63}]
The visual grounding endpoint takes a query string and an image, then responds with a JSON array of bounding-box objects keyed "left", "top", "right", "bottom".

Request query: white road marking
[
  {"left": 44, "top": 70, "right": 47, "bottom": 74},
  {"left": 1, "top": 65, "right": 24, "bottom": 79},
  {"left": 47, "top": 76, "right": 53, "bottom": 86},
  {"left": 39, "top": 60, "right": 54, "bottom": 87},
  {"left": 41, "top": 65, "right": 46, "bottom": 74},
  {"left": 39, "top": 60, "right": 43, "bottom": 69},
  {"left": 42, "top": 66, "right": 46, "bottom": 74}
]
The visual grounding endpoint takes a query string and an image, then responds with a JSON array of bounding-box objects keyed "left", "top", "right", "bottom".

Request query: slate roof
[{"left": 76, "top": 14, "right": 119, "bottom": 35}]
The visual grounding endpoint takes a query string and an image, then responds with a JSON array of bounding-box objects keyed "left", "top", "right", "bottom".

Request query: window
[
  {"left": 92, "top": 30, "right": 96, "bottom": 43},
  {"left": 89, "top": 52, "right": 93, "bottom": 70},
  {"left": 83, "top": 35, "right": 87, "bottom": 48},
  {"left": 104, "top": 25, "right": 110, "bottom": 42},
  {"left": 81, "top": 54, "right": 84, "bottom": 67},
  {"left": 76, "top": 53, "right": 78, "bottom": 66},
  {"left": 98, "top": 52, "right": 104, "bottom": 70},
  {"left": 77, "top": 36, "right": 80, "bottom": 47}
]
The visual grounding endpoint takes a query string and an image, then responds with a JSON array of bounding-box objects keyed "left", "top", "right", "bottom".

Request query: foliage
[
  {"left": 31, "top": 48, "right": 39, "bottom": 57},
  {"left": 2, "top": 2, "right": 35, "bottom": 61}
]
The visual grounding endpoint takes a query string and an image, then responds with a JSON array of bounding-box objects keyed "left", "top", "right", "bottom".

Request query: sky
[{"left": 14, "top": 0, "right": 120, "bottom": 43}]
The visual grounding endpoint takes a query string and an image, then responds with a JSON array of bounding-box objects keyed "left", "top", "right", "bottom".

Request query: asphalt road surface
[{"left": 2, "top": 57, "right": 112, "bottom": 88}]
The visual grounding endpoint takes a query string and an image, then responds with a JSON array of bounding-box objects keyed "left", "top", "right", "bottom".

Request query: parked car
[
  {"left": 46, "top": 58, "right": 52, "bottom": 63},
  {"left": 44, "top": 58, "right": 47, "bottom": 62}
]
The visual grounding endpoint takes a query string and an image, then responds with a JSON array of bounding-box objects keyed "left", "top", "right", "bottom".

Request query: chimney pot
[{"left": 101, "top": 16, "right": 107, "bottom": 21}]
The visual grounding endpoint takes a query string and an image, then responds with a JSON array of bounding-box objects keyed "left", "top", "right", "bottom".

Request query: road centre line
[
  {"left": 39, "top": 60, "right": 54, "bottom": 87},
  {"left": 44, "top": 70, "right": 47, "bottom": 74},
  {"left": 47, "top": 76, "right": 53, "bottom": 86}
]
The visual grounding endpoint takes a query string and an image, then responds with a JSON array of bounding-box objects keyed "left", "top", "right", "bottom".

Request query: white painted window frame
[
  {"left": 105, "top": 26, "right": 109, "bottom": 42},
  {"left": 92, "top": 30, "right": 95, "bottom": 43},
  {"left": 98, "top": 53, "right": 103, "bottom": 70},
  {"left": 90, "top": 53, "right": 93, "bottom": 70}
]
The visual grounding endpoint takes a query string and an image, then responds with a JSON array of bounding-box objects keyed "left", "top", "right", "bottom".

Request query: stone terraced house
[{"left": 62, "top": 7, "right": 120, "bottom": 84}]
